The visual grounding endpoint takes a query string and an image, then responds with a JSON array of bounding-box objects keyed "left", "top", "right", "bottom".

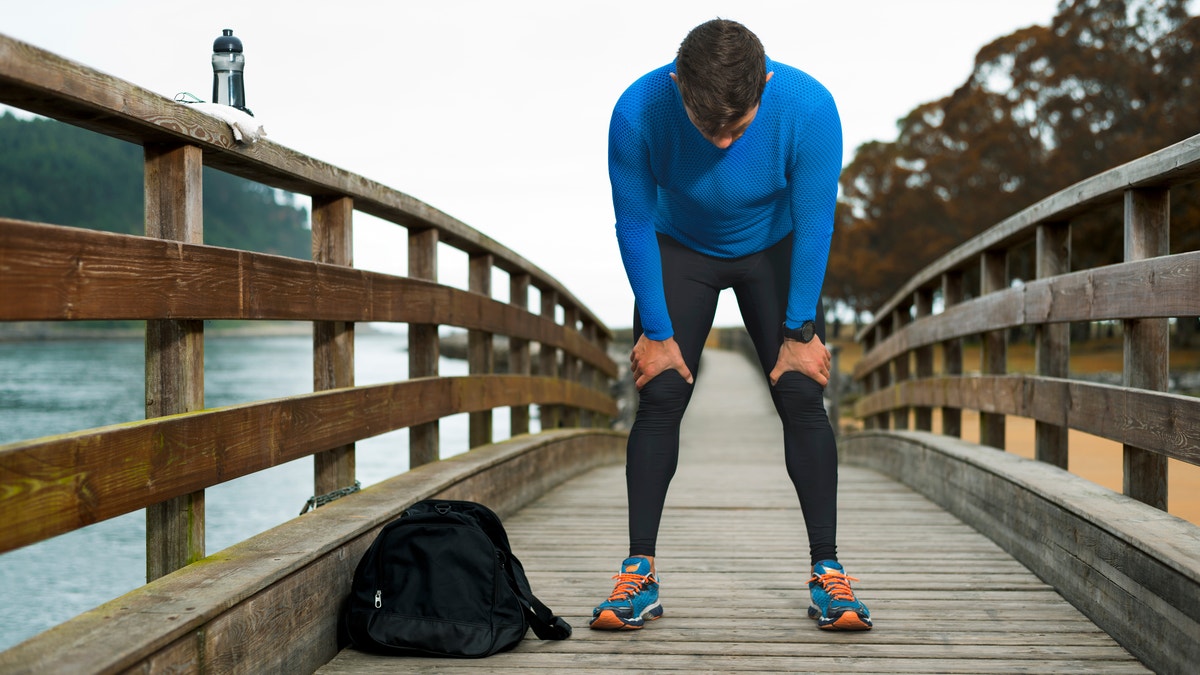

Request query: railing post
[
  {"left": 408, "top": 228, "right": 440, "bottom": 467},
  {"left": 509, "top": 273, "right": 532, "bottom": 436},
  {"left": 858, "top": 331, "right": 876, "bottom": 429},
  {"left": 873, "top": 319, "right": 891, "bottom": 430},
  {"left": 539, "top": 291, "right": 561, "bottom": 429},
  {"left": 941, "top": 271, "right": 964, "bottom": 437},
  {"left": 469, "top": 253, "right": 495, "bottom": 448},
  {"left": 143, "top": 142, "right": 205, "bottom": 581},
  {"left": 1123, "top": 188, "right": 1170, "bottom": 509},
  {"left": 891, "top": 307, "right": 911, "bottom": 430},
  {"left": 914, "top": 288, "right": 935, "bottom": 431},
  {"left": 1035, "top": 221, "right": 1071, "bottom": 468},
  {"left": 596, "top": 329, "right": 613, "bottom": 429},
  {"left": 980, "top": 250, "right": 1007, "bottom": 449},
  {"left": 312, "top": 196, "right": 355, "bottom": 495},
  {"left": 579, "top": 319, "right": 597, "bottom": 428},
  {"left": 561, "top": 306, "right": 582, "bottom": 428}
]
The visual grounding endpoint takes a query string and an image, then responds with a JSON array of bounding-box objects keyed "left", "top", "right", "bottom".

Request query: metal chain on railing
[{"left": 299, "top": 481, "right": 362, "bottom": 515}]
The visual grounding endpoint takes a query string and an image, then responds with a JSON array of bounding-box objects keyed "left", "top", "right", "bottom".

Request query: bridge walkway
[{"left": 318, "top": 349, "right": 1149, "bottom": 674}]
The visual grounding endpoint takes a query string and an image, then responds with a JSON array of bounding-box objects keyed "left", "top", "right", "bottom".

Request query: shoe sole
[
  {"left": 589, "top": 603, "right": 663, "bottom": 630},
  {"left": 808, "top": 605, "right": 872, "bottom": 631}
]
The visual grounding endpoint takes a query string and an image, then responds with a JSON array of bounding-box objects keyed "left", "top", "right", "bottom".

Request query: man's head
[{"left": 672, "top": 19, "right": 771, "bottom": 148}]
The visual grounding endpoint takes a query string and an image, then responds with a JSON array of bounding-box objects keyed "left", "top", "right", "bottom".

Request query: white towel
[{"left": 180, "top": 101, "right": 267, "bottom": 144}]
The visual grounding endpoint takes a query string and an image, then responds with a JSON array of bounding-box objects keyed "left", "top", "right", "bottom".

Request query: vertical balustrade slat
[
  {"left": 312, "top": 196, "right": 356, "bottom": 495},
  {"left": 510, "top": 273, "right": 532, "bottom": 435},
  {"left": 941, "top": 271, "right": 964, "bottom": 438},
  {"left": 980, "top": 250, "right": 1007, "bottom": 450},
  {"left": 1036, "top": 220, "right": 1071, "bottom": 469},
  {"left": 873, "top": 319, "right": 891, "bottom": 430},
  {"left": 914, "top": 288, "right": 935, "bottom": 431},
  {"left": 860, "top": 332, "right": 877, "bottom": 430},
  {"left": 1123, "top": 188, "right": 1170, "bottom": 509},
  {"left": 595, "top": 329, "right": 612, "bottom": 429},
  {"left": 540, "top": 291, "right": 561, "bottom": 430},
  {"left": 891, "top": 307, "right": 911, "bottom": 430},
  {"left": 468, "top": 253, "right": 495, "bottom": 448},
  {"left": 408, "top": 228, "right": 440, "bottom": 467},
  {"left": 578, "top": 320, "right": 597, "bottom": 428},
  {"left": 143, "top": 142, "right": 205, "bottom": 581},
  {"left": 561, "top": 306, "right": 582, "bottom": 428}
]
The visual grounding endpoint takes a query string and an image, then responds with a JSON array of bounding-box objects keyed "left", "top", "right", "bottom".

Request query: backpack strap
[{"left": 504, "top": 549, "right": 572, "bottom": 640}]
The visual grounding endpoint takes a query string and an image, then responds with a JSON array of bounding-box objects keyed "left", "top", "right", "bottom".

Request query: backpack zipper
[{"left": 374, "top": 590, "right": 382, "bottom": 609}]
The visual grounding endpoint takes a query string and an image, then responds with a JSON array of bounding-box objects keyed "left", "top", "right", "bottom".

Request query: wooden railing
[
  {"left": 850, "top": 132, "right": 1200, "bottom": 506},
  {"left": 844, "top": 130, "right": 1200, "bottom": 675},
  {"left": 0, "top": 31, "right": 619, "bottom": 584}
]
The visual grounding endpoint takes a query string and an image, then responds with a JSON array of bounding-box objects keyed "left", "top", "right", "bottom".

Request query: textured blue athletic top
[{"left": 609, "top": 58, "right": 842, "bottom": 340}]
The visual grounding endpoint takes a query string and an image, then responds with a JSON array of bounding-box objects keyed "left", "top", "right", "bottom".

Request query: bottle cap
[{"left": 213, "top": 29, "right": 243, "bottom": 53}]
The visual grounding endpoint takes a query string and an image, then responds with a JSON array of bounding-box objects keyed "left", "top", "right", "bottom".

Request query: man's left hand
[{"left": 769, "top": 336, "right": 832, "bottom": 387}]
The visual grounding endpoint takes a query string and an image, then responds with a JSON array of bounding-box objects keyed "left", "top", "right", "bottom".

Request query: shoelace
[
  {"left": 607, "top": 572, "right": 652, "bottom": 601},
  {"left": 810, "top": 570, "right": 860, "bottom": 602}
]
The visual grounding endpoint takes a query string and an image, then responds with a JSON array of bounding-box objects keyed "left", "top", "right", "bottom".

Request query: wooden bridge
[{"left": 1, "top": 33, "right": 1198, "bottom": 675}]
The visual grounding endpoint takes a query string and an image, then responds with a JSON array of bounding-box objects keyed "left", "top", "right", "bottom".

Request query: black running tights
[{"left": 626, "top": 232, "right": 838, "bottom": 566}]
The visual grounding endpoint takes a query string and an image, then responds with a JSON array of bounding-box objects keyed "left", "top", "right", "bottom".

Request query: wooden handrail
[
  {"left": 0, "top": 375, "right": 616, "bottom": 554},
  {"left": 850, "top": 128, "right": 1200, "bottom": 512},
  {"left": 0, "top": 218, "right": 616, "bottom": 375},
  {"left": 854, "top": 375, "right": 1200, "bottom": 465},
  {"left": 852, "top": 251, "right": 1200, "bottom": 378}
]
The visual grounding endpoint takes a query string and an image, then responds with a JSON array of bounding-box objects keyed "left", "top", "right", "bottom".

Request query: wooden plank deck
[{"left": 319, "top": 349, "right": 1149, "bottom": 674}]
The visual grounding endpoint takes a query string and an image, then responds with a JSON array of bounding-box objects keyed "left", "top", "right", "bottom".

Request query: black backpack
[{"left": 339, "top": 499, "right": 572, "bottom": 658}]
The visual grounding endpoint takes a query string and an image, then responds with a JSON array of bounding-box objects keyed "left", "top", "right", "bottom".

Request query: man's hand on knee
[
  {"left": 630, "top": 335, "right": 694, "bottom": 390},
  {"left": 770, "top": 337, "right": 831, "bottom": 387}
]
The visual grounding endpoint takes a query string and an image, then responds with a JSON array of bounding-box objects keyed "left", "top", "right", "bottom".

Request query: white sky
[{"left": 2, "top": 0, "right": 1064, "bottom": 330}]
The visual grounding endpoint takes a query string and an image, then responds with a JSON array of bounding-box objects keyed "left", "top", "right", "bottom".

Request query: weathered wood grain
[
  {"left": 1122, "top": 188, "right": 1171, "bottom": 509},
  {"left": 979, "top": 249, "right": 1007, "bottom": 449},
  {"left": 0, "top": 376, "right": 617, "bottom": 554},
  {"left": 0, "top": 218, "right": 615, "bottom": 378},
  {"left": 1035, "top": 221, "right": 1071, "bottom": 467},
  {"left": 407, "top": 227, "right": 441, "bottom": 468},
  {"left": 854, "top": 375, "right": 1200, "bottom": 467},
  {"left": 312, "top": 195, "right": 357, "bottom": 496},
  {"left": 841, "top": 429, "right": 1200, "bottom": 675},
  {"left": 852, "top": 251, "right": 1200, "bottom": 378},
  {"left": 143, "top": 141, "right": 206, "bottom": 580}
]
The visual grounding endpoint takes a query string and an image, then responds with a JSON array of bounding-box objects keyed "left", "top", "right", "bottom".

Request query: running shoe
[
  {"left": 589, "top": 556, "right": 663, "bottom": 630},
  {"left": 808, "top": 559, "right": 873, "bottom": 630}
]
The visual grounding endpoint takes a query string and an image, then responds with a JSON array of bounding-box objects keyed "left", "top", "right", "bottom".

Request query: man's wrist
[{"left": 783, "top": 320, "right": 816, "bottom": 343}]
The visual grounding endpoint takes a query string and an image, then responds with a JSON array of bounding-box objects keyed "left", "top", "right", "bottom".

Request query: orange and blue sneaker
[
  {"left": 589, "top": 556, "right": 663, "bottom": 630},
  {"left": 808, "top": 559, "right": 873, "bottom": 630}
]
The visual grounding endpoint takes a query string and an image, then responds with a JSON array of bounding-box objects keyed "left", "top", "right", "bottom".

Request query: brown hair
[{"left": 674, "top": 19, "right": 768, "bottom": 137}]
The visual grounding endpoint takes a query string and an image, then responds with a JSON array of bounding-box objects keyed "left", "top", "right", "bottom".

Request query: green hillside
[{"left": 0, "top": 110, "right": 311, "bottom": 258}]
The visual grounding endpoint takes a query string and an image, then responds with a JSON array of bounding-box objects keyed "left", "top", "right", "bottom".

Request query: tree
[
  {"left": 830, "top": 0, "right": 1200, "bottom": 331},
  {"left": 0, "top": 111, "right": 311, "bottom": 259}
]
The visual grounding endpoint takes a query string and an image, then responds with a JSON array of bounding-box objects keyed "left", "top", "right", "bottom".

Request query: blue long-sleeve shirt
[{"left": 609, "top": 58, "right": 842, "bottom": 340}]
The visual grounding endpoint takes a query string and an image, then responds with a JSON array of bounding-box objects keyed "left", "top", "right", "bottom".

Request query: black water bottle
[{"left": 211, "top": 29, "right": 252, "bottom": 115}]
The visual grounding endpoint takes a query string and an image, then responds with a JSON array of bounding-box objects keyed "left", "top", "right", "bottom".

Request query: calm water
[{"left": 0, "top": 331, "right": 518, "bottom": 651}]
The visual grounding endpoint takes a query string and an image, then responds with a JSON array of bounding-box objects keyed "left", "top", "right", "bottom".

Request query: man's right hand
[{"left": 630, "top": 335, "right": 694, "bottom": 390}]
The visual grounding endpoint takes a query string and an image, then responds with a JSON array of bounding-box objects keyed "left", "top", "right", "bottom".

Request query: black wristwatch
[{"left": 783, "top": 320, "right": 816, "bottom": 343}]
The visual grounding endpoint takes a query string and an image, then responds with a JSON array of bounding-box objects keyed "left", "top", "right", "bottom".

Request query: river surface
[{"left": 0, "top": 331, "right": 514, "bottom": 651}]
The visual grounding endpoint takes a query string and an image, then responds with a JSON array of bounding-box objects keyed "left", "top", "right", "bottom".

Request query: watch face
[{"left": 801, "top": 321, "right": 815, "bottom": 342}]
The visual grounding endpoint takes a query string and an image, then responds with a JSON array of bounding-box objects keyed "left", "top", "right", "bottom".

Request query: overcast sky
[{"left": 2, "top": 0, "right": 1066, "bottom": 329}]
